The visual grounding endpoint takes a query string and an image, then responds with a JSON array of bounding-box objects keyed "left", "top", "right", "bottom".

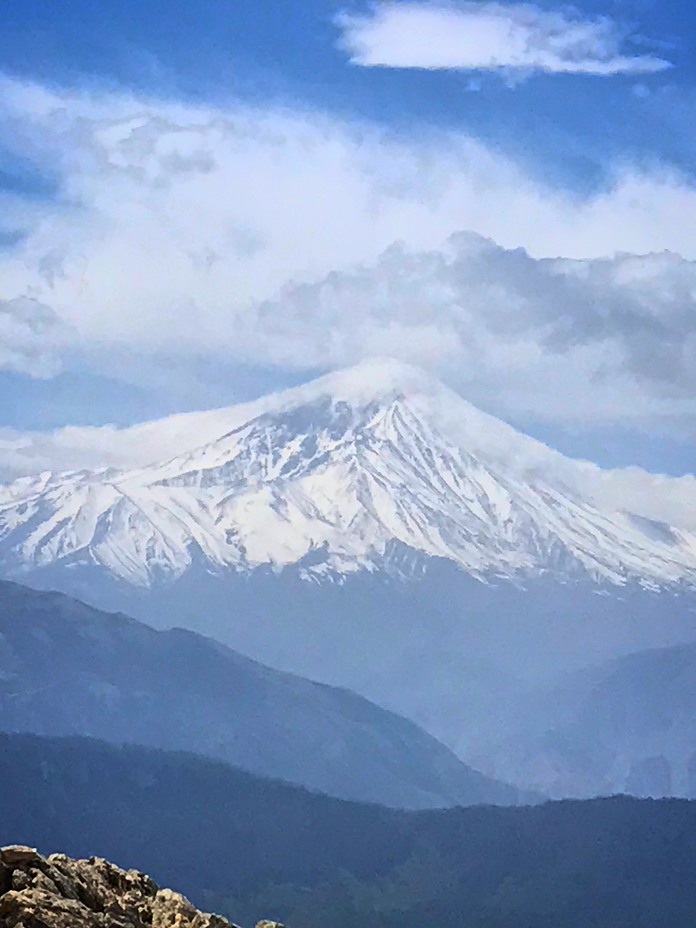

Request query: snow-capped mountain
[
  {"left": 2, "top": 359, "right": 696, "bottom": 591},
  {"left": 0, "top": 362, "right": 696, "bottom": 586}
]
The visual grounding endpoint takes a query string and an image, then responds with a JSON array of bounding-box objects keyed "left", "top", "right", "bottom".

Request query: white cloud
[
  {"left": 337, "top": 2, "right": 671, "bottom": 78},
  {"left": 1, "top": 77, "right": 696, "bottom": 437},
  {"left": 0, "top": 407, "right": 237, "bottom": 480}
]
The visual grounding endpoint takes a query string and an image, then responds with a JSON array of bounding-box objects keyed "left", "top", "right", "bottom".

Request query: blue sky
[
  {"left": 0, "top": 0, "right": 695, "bottom": 476},
  {"left": 1, "top": 0, "right": 693, "bottom": 186}
]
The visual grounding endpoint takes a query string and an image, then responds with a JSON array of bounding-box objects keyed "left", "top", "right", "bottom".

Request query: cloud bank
[
  {"left": 337, "top": 2, "right": 670, "bottom": 78},
  {"left": 248, "top": 234, "right": 696, "bottom": 424},
  {"left": 1, "top": 77, "right": 696, "bottom": 437}
]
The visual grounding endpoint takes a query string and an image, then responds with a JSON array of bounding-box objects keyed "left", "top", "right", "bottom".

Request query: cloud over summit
[{"left": 251, "top": 234, "right": 696, "bottom": 422}]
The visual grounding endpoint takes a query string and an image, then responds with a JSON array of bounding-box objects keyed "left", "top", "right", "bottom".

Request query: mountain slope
[
  {"left": 4, "top": 734, "right": 696, "bottom": 928},
  {"left": 1, "top": 360, "right": 695, "bottom": 591},
  {"left": 474, "top": 640, "right": 696, "bottom": 800},
  {"left": 0, "top": 579, "right": 524, "bottom": 809}
]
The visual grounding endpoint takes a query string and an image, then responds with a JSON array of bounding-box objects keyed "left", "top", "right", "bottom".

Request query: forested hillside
[{"left": 2, "top": 734, "right": 695, "bottom": 928}]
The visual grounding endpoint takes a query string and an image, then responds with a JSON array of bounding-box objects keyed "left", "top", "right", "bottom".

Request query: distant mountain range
[
  {"left": 4, "top": 733, "right": 696, "bottom": 928},
  {"left": 0, "top": 579, "right": 525, "bottom": 809},
  {"left": 475, "top": 639, "right": 696, "bottom": 800},
  {"left": 5, "top": 576, "right": 695, "bottom": 805}
]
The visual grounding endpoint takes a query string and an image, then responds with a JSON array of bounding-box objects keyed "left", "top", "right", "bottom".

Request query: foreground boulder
[{"left": 0, "top": 845, "right": 239, "bottom": 928}]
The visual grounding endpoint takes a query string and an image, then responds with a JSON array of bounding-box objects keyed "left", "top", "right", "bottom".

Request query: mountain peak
[{"left": 303, "top": 357, "right": 448, "bottom": 402}]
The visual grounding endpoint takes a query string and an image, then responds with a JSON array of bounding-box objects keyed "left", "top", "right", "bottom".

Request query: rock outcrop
[{"left": 0, "top": 845, "right": 241, "bottom": 928}]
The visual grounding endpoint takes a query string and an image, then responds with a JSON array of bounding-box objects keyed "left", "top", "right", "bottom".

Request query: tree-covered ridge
[{"left": 2, "top": 734, "right": 695, "bottom": 928}]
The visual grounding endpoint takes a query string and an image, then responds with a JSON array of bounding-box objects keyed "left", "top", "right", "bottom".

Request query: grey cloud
[
  {"left": 251, "top": 233, "right": 696, "bottom": 398},
  {"left": 0, "top": 296, "right": 68, "bottom": 377},
  {"left": 545, "top": 253, "right": 696, "bottom": 394}
]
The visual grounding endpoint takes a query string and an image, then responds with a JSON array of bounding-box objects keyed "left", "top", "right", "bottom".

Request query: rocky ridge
[{"left": 0, "top": 845, "right": 283, "bottom": 928}]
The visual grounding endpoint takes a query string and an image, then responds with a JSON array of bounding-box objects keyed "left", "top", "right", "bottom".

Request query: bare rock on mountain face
[{"left": 0, "top": 846, "right": 239, "bottom": 928}]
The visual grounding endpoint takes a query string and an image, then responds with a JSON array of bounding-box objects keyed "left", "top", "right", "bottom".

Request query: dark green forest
[{"left": 2, "top": 733, "right": 695, "bottom": 928}]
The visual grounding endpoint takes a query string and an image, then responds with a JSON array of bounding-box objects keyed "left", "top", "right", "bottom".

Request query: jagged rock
[
  {"left": 256, "top": 922, "right": 288, "bottom": 928},
  {"left": 0, "top": 847, "right": 37, "bottom": 866},
  {"left": 0, "top": 846, "right": 241, "bottom": 928}
]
